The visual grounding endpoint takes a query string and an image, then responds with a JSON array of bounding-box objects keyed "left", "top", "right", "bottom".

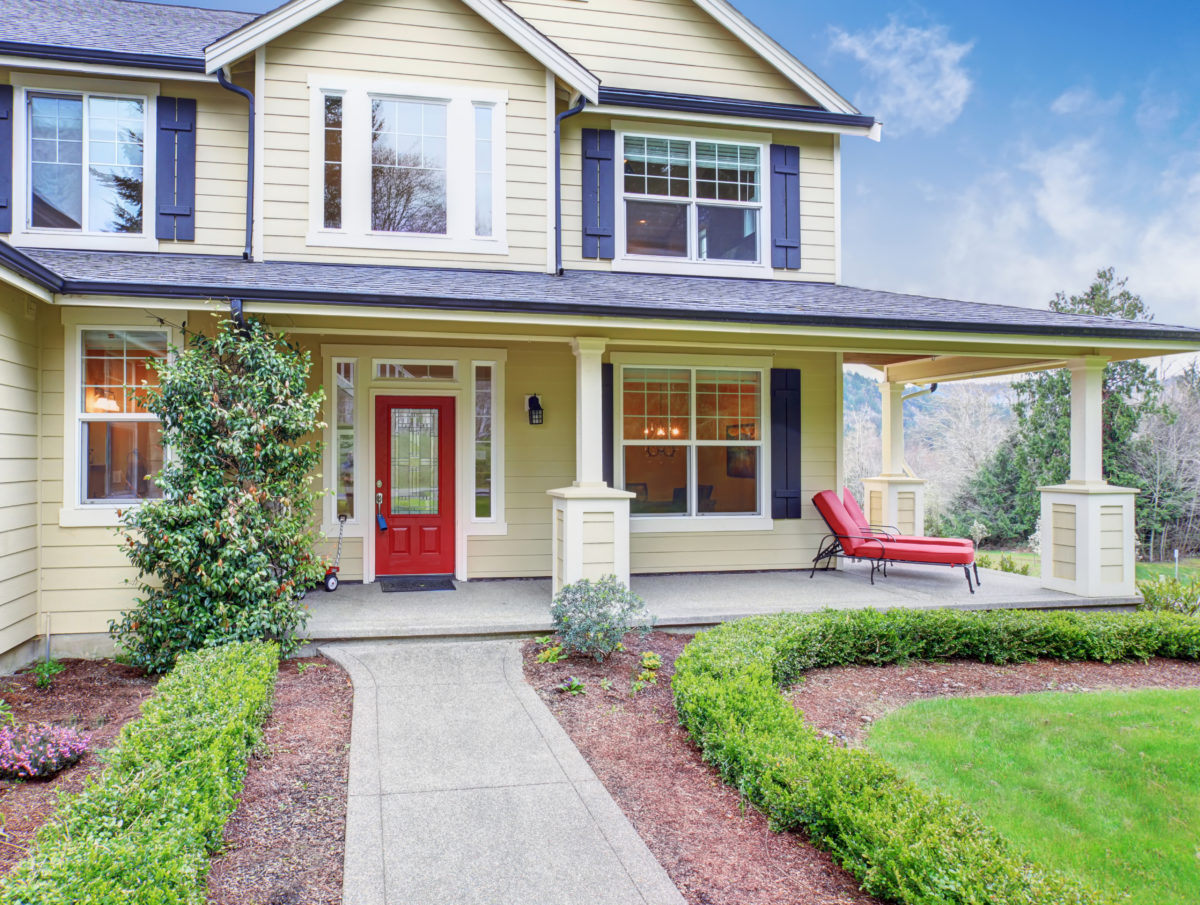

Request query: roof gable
[
  {"left": 205, "top": 0, "right": 599, "bottom": 101},
  {"left": 504, "top": 0, "right": 855, "bottom": 113}
]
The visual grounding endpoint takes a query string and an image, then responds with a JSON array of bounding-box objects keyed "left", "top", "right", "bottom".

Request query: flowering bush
[{"left": 0, "top": 724, "right": 89, "bottom": 780}]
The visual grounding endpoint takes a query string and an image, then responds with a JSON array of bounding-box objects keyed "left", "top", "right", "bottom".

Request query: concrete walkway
[{"left": 322, "top": 640, "right": 686, "bottom": 905}]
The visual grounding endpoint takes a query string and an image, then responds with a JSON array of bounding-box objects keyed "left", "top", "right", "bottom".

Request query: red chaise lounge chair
[{"left": 810, "top": 490, "right": 979, "bottom": 593}]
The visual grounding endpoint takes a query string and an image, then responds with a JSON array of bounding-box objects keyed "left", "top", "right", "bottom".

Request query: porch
[{"left": 300, "top": 562, "right": 1139, "bottom": 644}]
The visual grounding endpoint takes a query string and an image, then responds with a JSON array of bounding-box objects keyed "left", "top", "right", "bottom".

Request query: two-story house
[{"left": 0, "top": 0, "right": 1198, "bottom": 669}]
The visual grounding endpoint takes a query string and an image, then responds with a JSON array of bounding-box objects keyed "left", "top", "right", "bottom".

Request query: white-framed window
[
  {"left": 472, "top": 361, "right": 497, "bottom": 521},
  {"left": 77, "top": 328, "right": 168, "bottom": 505},
  {"left": 615, "top": 361, "right": 770, "bottom": 526},
  {"left": 307, "top": 77, "right": 507, "bottom": 253},
  {"left": 616, "top": 129, "right": 768, "bottom": 274},
  {"left": 333, "top": 358, "right": 357, "bottom": 521},
  {"left": 9, "top": 74, "right": 158, "bottom": 251},
  {"left": 374, "top": 359, "right": 457, "bottom": 381}
]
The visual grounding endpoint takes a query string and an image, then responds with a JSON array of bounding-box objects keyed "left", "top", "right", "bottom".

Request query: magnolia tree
[{"left": 112, "top": 319, "right": 326, "bottom": 673}]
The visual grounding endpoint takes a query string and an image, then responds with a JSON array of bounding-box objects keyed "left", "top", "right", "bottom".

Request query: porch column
[
  {"left": 547, "top": 337, "right": 634, "bottom": 596},
  {"left": 862, "top": 381, "right": 926, "bottom": 536},
  {"left": 573, "top": 337, "right": 607, "bottom": 486},
  {"left": 1039, "top": 357, "right": 1137, "bottom": 598}
]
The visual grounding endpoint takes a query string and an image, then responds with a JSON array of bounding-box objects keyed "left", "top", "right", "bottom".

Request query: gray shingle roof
[
  {"left": 16, "top": 246, "right": 1200, "bottom": 343},
  {"left": 0, "top": 0, "right": 255, "bottom": 61}
]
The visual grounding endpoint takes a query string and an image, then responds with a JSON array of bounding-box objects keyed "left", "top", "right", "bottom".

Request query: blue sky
[{"left": 162, "top": 0, "right": 1200, "bottom": 332}]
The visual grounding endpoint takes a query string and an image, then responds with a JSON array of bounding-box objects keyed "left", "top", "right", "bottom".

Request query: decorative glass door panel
[
  {"left": 390, "top": 409, "right": 439, "bottom": 515},
  {"left": 375, "top": 397, "right": 455, "bottom": 576}
]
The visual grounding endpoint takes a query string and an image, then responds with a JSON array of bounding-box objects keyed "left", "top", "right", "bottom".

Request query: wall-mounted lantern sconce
[{"left": 526, "top": 394, "right": 544, "bottom": 425}]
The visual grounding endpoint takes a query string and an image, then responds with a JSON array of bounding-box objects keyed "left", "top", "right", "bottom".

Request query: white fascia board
[
  {"left": 691, "top": 0, "right": 859, "bottom": 115},
  {"left": 591, "top": 104, "right": 875, "bottom": 138},
  {"left": 0, "top": 55, "right": 218, "bottom": 83},
  {"left": 204, "top": 0, "right": 599, "bottom": 102}
]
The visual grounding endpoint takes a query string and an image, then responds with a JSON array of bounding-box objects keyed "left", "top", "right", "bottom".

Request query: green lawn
[
  {"left": 988, "top": 549, "right": 1200, "bottom": 582},
  {"left": 868, "top": 688, "right": 1200, "bottom": 904}
]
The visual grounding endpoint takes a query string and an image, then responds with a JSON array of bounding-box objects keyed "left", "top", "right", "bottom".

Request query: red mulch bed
[
  {"left": 790, "top": 656, "right": 1200, "bottom": 746},
  {"left": 525, "top": 634, "right": 1200, "bottom": 905},
  {"left": 206, "top": 655, "right": 353, "bottom": 905},
  {"left": 523, "top": 633, "right": 879, "bottom": 905},
  {"left": 0, "top": 659, "right": 158, "bottom": 874}
]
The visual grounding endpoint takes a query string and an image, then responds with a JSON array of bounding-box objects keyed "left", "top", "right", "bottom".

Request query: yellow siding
[
  {"left": 259, "top": 0, "right": 550, "bottom": 269},
  {"left": 1099, "top": 505, "right": 1125, "bottom": 584},
  {"left": 1052, "top": 503, "right": 1077, "bottom": 582},
  {"left": 0, "top": 287, "right": 39, "bottom": 653},
  {"left": 469, "top": 343, "right": 575, "bottom": 576},
  {"left": 559, "top": 113, "right": 837, "bottom": 282},
  {"left": 506, "top": 0, "right": 815, "bottom": 103},
  {"left": 35, "top": 309, "right": 137, "bottom": 636},
  {"left": 896, "top": 491, "right": 915, "bottom": 536},
  {"left": 159, "top": 78, "right": 249, "bottom": 256}
]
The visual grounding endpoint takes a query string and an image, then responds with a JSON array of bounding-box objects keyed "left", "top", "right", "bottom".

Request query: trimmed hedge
[
  {"left": 672, "top": 608, "right": 1200, "bottom": 905},
  {"left": 1, "top": 641, "right": 279, "bottom": 905}
]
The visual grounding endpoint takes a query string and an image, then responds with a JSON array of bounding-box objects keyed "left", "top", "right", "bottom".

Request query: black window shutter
[
  {"left": 770, "top": 368, "right": 803, "bottom": 518},
  {"left": 770, "top": 144, "right": 801, "bottom": 269},
  {"left": 601, "top": 362, "right": 614, "bottom": 485},
  {"left": 0, "top": 85, "right": 12, "bottom": 233},
  {"left": 581, "top": 128, "right": 615, "bottom": 259},
  {"left": 156, "top": 97, "right": 197, "bottom": 241}
]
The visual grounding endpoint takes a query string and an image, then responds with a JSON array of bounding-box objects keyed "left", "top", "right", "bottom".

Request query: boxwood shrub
[
  {"left": 1, "top": 641, "right": 279, "bottom": 905},
  {"left": 672, "top": 607, "right": 1200, "bottom": 905}
]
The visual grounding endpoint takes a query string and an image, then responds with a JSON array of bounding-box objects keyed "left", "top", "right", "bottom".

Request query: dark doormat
[{"left": 379, "top": 576, "right": 456, "bottom": 593}]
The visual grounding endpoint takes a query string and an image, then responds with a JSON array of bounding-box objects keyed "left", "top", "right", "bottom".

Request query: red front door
[{"left": 375, "top": 396, "right": 455, "bottom": 576}]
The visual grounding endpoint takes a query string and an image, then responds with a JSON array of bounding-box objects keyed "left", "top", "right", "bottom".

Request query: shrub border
[
  {"left": 672, "top": 608, "right": 1200, "bottom": 905},
  {"left": 1, "top": 641, "right": 279, "bottom": 905}
]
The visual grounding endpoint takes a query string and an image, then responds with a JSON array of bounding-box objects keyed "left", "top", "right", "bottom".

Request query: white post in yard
[
  {"left": 1039, "top": 357, "right": 1138, "bottom": 598},
  {"left": 547, "top": 337, "right": 633, "bottom": 595},
  {"left": 862, "top": 381, "right": 926, "bottom": 536}
]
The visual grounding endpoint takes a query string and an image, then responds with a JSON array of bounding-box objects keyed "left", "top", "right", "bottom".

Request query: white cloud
[
  {"left": 1134, "top": 85, "right": 1181, "bottom": 132},
  {"left": 1050, "top": 86, "right": 1123, "bottom": 116},
  {"left": 874, "top": 139, "right": 1200, "bottom": 329},
  {"left": 829, "top": 19, "right": 974, "bottom": 135}
]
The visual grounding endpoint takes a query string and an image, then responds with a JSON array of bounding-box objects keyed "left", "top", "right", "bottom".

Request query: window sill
[
  {"left": 466, "top": 520, "right": 508, "bottom": 536},
  {"left": 629, "top": 515, "right": 773, "bottom": 533},
  {"left": 11, "top": 231, "right": 156, "bottom": 253},
  {"left": 306, "top": 230, "right": 508, "bottom": 255},
  {"left": 59, "top": 505, "right": 133, "bottom": 528},
  {"left": 613, "top": 256, "right": 771, "bottom": 279}
]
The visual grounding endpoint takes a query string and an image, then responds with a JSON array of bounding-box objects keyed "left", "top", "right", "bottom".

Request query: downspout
[
  {"left": 554, "top": 95, "right": 587, "bottom": 275},
  {"left": 216, "top": 67, "right": 255, "bottom": 261},
  {"left": 902, "top": 383, "right": 938, "bottom": 402}
]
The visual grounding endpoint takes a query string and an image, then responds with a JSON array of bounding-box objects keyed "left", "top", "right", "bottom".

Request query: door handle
[{"left": 376, "top": 492, "right": 387, "bottom": 532}]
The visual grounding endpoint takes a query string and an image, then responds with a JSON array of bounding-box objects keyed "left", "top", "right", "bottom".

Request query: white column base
[
  {"left": 861, "top": 475, "right": 927, "bottom": 536},
  {"left": 1039, "top": 483, "right": 1138, "bottom": 598},
  {"left": 548, "top": 485, "right": 635, "bottom": 596}
]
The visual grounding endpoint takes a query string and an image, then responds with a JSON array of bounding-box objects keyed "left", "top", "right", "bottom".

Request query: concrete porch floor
[{"left": 302, "top": 561, "right": 1141, "bottom": 643}]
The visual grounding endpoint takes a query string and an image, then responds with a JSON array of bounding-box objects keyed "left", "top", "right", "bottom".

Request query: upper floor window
[
  {"left": 621, "top": 134, "right": 763, "bottom": 265},
  {"left": 370, "top": 98, "right": 447, "bottom": 234},
  {"left": 29, "top": 92, "right": 146, "bottom": 234},
  {"left": 308, "top": 78, "right": 507, "bottom": 253}
]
